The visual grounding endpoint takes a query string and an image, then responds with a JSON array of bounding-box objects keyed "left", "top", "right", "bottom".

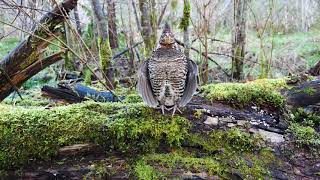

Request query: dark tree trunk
[
  {"left": 107, "top": 0, "right": 119, "bottom": 49},
  {"left": 0, "top": 0, "right": 78, "bottom": 102},
  {"left": 231, "top": 0, "right": 247, "bottom": 81}
]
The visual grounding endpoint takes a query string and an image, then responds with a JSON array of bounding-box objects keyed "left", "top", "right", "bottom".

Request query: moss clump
[
  {"left": 291, "top": 108, "right": 320, "bottom": 127},
  {"left": 201, "top": 78, "right": 288, "bottom": 108},
  {"left": 179, "top": 0, "right": 191, "bottom": 31},
  {"left": 3, "top": 98, "right": 52, "bottom": 107},
  {"left": 0, "top": 102, "right": 190, "bottom": 169},
  {"left": 98, "top": 38, "right": 113, "bottom": 74},
  {"left": 122, "top": 93, "right": 143, "bottom": 104},
  {"left": 133, "top": 128, "right": 273, "bottom": 179},
  {"left": 134, "top": 160, "right": 163, "bottom": 180},
  {"left": 287, "top": 123, "right": 320, "bottom": 149},
  {"left": 84, "top": 68, "right": 92, "bottom": 85}
]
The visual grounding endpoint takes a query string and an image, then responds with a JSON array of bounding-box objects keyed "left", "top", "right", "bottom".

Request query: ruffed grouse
[{"left": 137, "top": 23, "right": 198, "bottom": 115}]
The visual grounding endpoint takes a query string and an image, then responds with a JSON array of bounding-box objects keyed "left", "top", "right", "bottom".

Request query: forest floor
[{"left": 0, "top": 78, "right": 319, "bottom": 179}]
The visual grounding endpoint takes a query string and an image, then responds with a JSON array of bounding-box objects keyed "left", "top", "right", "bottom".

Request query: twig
[
  {"left": 175, "top": 38, "right": 230, "bottom": 77},
  {"left": 112, "top": 41, "right": 143, "bottom": 60}
]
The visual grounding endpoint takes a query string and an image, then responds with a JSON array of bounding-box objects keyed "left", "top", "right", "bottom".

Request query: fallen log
[
  {"left": 285, "top": 80, "right": 320, "bottom": 108},
  {"left": 0, "top": 0, "right": 78, "bottom": 101},
  {"left": 42, "top": 84, "right": 118, "bottom": 103}
]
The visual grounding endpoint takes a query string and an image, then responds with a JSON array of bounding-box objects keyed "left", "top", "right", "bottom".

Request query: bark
[
  {"left": 91, "top": 0, "right": 115, "bottom": 89},
  {"left": 308, "top": 60, "right": 320, "bottom": 76},
  {"left": 0, "top": 0, "right": 78, "bottom": 102},
  {"left": 73, "top": 4, "right": 82, "bottom": 35},
  {"left": 231, "top": 0, "right": 247, "bottom": 81},
  {"left": 157, "top": 0, "right": 169, "bottom": 27},
  {"left": 139, "top": 0, "right": 154, "bottom": 56},
  {"left": 107, "top": 0, "right": 119, "bottom": 49},
  {"left": 42, "top": 83, "right": 118, "bottom": 103},
  {"left": 131, "top": 0, "right": 142, "bottom": 33},
  {"left": 285, "top": 80, "right": 320, "bottom": 108},
  {"left": 180, "top": 0, "right": 191, "bottom": 58}
]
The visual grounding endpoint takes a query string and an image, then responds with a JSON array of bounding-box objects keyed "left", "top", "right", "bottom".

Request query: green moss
[
  {"left": 287, "top": 123, "right": 320, "bottom": 149},
  {"left": 201, "top": 78, "right": 288, "bottom": 108},
  {"left": 98, "top": 37, "right": 113, "bottom": 73},
  {"left": 187, "top": 128, "right": 262, "bottom": 153},
  {"left": 291, "top": 108, "right": 320, "bottom": 127},
  {"left": 84, "top": 68, "right": 92, "bottom": 85},
  {"left": 3, "top": 98, "right": 51, "bottom": 107},
  {"left": 137, "top": 146, "right": 273, "bottom": 179},
  {"left": 179, "top": 0, "right": 191, "bottom": 31},
  {"left": 123, "top": 94, "right": 143, "bottom": 103},
  {"left": 302, "top": 87, "right": 316, "bottom": 95},
  {"left": 134, "top": 160, "right": 163, "bottom": 180},
  {"left": 0, "top": 102, "right": 190, "bottom": 169}
]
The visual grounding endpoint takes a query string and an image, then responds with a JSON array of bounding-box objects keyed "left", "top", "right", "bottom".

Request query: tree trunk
[
  {"left": 107, "top": 0, "right": 119, "bottom": 49},
  {"left": 231, "top": 0, "right": 247, "bottom": 81},
  {"left": 131, "top": 0, "right": 142, "bottom": 33},
  {"left": 73, "top": 4, "right": 82, "bottom": 35},
  {"left": 0, "top": 0, "right": 78, "bottom": 102},
  {"left": 91, "top": 0, "right": 115, "bottom": 90},
  {"left": 180, "top": 0, "right": 191, "bottom": 58},
  {"left": 139, "top": 0, "right": 155, "bottom": 57}
]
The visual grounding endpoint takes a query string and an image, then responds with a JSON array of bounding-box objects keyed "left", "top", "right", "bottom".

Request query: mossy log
[
  {"left": 41, "top": 84, "right": 118, "bottom": 103},
  {"left": 285, "top": 80, "right": 320, "bottom": 108},
  {"left": 0, "top": 0, "right": 78, "bottom": 101}
]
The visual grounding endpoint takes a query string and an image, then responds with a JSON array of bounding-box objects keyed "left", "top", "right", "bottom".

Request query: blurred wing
[
  {"left": 179, "top": 58, "right": 199, "bottom": 107},
  {"left": 137, "top": 60, "right": 158, "bottom": 107}
]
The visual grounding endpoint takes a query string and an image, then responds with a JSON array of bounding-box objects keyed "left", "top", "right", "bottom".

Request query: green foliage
[
  {"left": 0, "top": 37, "right": 19, "bottom": 59},
  {"left": 84, "top": 68, "right": 92, "bottom": 85},
  {"left": 287, "top": 123, "right": 320, "bottom": 148},
  {"left": 98, "top": 38, "right": 113, "bottom": 72},
  {"left": 0, "top": 102, "right": 190, "bottom": 169},
  {"left": 201, "top": 79, "right": 287, "bottom": 108},
  {"left": 179, "top": 0, "right": 191, "bottom": 30},
  {"left": 292, "top": 108, "right": 320, "bottom": 127},
  {"left": 134, "top": 160, "right": 163, "bottom": 180}
]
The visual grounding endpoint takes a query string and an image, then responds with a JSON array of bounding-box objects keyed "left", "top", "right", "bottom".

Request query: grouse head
[{"left": 158, "top": 23, "right": 177, "bottom": 49}]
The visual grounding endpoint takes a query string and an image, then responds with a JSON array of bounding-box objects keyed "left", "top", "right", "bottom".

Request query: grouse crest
[{"left": 137, "top": 23, "right": 198, "bottom": 115}]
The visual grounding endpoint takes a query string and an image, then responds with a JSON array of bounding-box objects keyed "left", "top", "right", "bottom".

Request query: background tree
[
  {"left": 90, "top": 0, "right": 114, "bottom": 89},
  {"left": 107, "top": 0, "right": 118, "bottom": 49},
  {"left": 231, "top": 0, "right": 248, "bottom": 80}
]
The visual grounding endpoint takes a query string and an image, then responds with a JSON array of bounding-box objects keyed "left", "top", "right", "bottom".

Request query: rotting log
[
  {"left": 285, "top": 80, "right": 320, "bottom": 108},
  {"left": 42, "top": 83, "right": 117, "bottom": 103},
  {"left": 0, "top": 0, "right": 78, "bottom": 101}
]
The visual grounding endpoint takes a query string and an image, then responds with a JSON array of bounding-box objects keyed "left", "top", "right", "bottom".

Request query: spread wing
[
  {"left": 179, "top": 58, "right": 199, "bottom": 107},
  {"left": 137, "top": 60, "right": 158, "bottom": 107}
]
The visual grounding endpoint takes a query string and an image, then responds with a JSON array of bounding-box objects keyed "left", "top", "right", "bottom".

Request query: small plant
[{"left": 287, "top": 123, "right": 320, "bottom": 148}]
